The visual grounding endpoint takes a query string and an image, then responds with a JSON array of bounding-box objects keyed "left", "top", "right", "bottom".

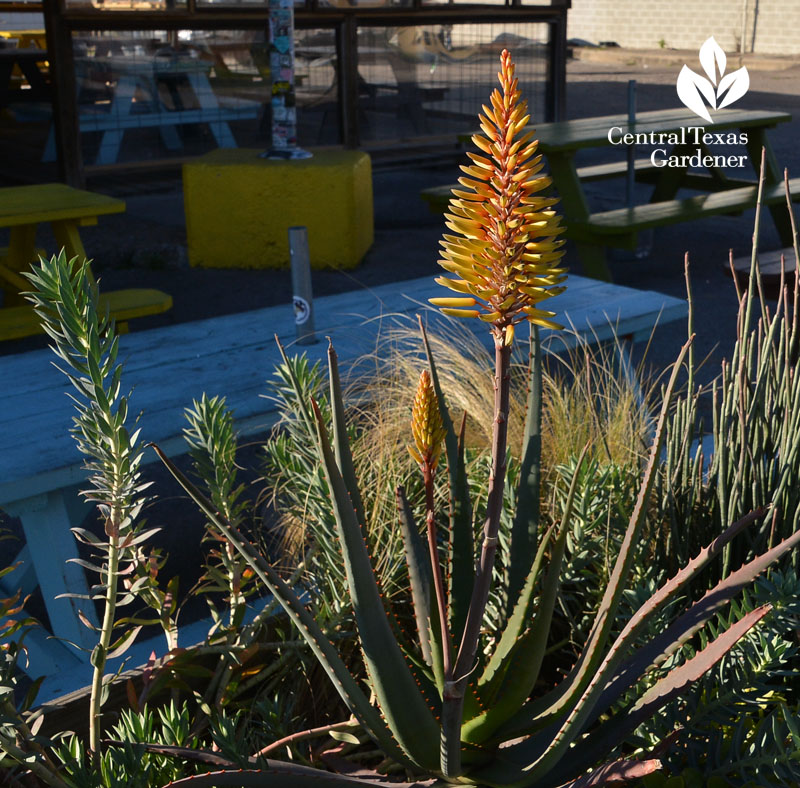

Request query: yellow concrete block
[{"left": 183, "top": 148, "right": 373, "bottom": 270}]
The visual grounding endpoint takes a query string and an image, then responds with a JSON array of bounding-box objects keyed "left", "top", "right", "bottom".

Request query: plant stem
[
  {"left": 423, "top": 466, "right": 452, "bottom": 680},
  {"left": 441, "top": 339, "right": 512, "bottom": 777},
  {"left": 253, "top": 719, "right": 358, "bottom": 758},
  {"left": 89, "top": 533, "right": 120, "bottom": 764}
]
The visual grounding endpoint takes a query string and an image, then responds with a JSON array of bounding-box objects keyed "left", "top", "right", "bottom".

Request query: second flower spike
[{"left": 409, "top": 369, "right": 447, "bottom": 471}]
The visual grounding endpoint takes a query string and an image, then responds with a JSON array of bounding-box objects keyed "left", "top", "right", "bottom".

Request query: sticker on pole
[{"left": 293, "top": 295, "right": 311, "bottom": 325}]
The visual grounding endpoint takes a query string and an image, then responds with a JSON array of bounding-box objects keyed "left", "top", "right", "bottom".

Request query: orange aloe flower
[
  {"left": 408, "top": 370, "right": 446, "bottom": 471},
  {"left": 429, "top": 49, "right": 567, "bottom": 347}
]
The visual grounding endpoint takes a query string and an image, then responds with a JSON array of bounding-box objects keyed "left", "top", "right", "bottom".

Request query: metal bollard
[
  {"left": 288, "top": 226, "right": 316, "bottom": 345},
  {"left": 626, "top": 79, "right": 637, "bottom": 209}
]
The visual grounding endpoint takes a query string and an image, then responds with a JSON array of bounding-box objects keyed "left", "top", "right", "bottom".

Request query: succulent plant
[{"left": 151, "top": 51, "right": 800, "bottom": 788}]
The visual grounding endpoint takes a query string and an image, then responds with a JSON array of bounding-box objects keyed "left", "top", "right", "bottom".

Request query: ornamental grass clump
[{"left": 150, "top": 51, "right": 800, "bottom": 787}]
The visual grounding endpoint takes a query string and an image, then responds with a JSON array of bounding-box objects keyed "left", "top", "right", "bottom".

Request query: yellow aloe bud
[
  {"left": 429, "top": 297, "right": 478, "bottom": 308},
  {"left": 409, "top": 370, "right": 447, "bottom": 471},
  {"left": 430, "top": 49, "right": 567, "bottom": 342}
]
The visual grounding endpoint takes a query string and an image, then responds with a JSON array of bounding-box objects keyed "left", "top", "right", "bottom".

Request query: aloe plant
[{"left": 150, "top": 51, "right": 800, "bottom": 788}]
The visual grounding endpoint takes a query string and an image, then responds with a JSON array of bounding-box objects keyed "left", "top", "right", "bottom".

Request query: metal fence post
[{"left": 289, "top": 226, "right": 316, "bottom": 345}]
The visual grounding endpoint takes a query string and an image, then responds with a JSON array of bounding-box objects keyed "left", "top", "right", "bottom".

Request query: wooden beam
[
  {"left": 545, "top": 15, "right": 567, "bottom": 122},
  {"left": 59, "top": 6, "right": 564, "bottom": 30},
  {"left": 337, "top": 17, "right": 359, "bottom": 148},
  {"left": 43, "top": 0, "right": 85, "bottom": 187}
]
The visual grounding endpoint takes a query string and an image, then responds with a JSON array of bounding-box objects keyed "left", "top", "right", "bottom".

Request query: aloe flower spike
[
  {"left": 429, "top": 48, "right": 567, "bottom": 347},
  {"left": 410, "top": 370, "right": 454, "bottom": 689}
]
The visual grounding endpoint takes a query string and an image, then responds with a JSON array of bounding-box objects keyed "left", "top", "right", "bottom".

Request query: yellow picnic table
[
  {"left": 0, "top": 183, "right": 172, "bottom": 340},
  {"left": 0, "top": 30, "right": 48, "bottom": 50}
]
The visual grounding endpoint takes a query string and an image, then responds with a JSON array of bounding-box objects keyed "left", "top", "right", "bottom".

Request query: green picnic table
[{"left": 422, "top": 108, "right": 800, "bottom": 280}]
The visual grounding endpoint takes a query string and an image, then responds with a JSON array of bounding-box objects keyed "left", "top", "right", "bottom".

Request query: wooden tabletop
[
  {"left": 460, "top": 108, "right": 792, "bottom": 153},
  {"left": 0, "top": 184, "right": 125, "bottom": 228},
  {"left": 91, "top": 54, "right": 214, "bottom": 76},
  {"left": 0, "top": 273, "right": 687, "bottom": 506}
]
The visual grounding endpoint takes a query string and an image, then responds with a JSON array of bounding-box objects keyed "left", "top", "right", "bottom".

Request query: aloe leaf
[
  {"left": 478, "top": 521, "right": 556, "bottom": 693},
  {"left": 551, "top": 605, "right": 773, "bottom": 785},
  {"left": 502, "top": 521, "right": 800, "bottom": 783},
  {"left": 464, "top": 447, "right": 589, "bottom": 744},
  {"left": 328, "top": 342, "right": 367, "bottom": 531},
  {"left": 592, "top": 515, "right": 800, "bottom": 718},
  {"left": 493, "top": 338, "right": 693, "bottom": 744},
  {"left": 309, "top": 400, "right": 441, "bottom": 770},
  {"left": 555, "top": 758, "right": 663, "bottom": 788},
  {"left": 397, "top": 486, "right": 434, "bottom": 667},
  {"left": 479, "top": 603, "right": 771, "bottom": 788},
  {"left": 148, "top": 443, "right": 411, "bottom": 769},
  {"left": 508, "top": 324, "right": 543, "bottom": 609},
  {"left": 492, "top": 509, "right": 761, "bottom": 748},
  {"left": 160, "top": 766, "right": 435, "bottom": 787},
  {"left": 418, "top": 316, "right": 473, "bottom": 638}
]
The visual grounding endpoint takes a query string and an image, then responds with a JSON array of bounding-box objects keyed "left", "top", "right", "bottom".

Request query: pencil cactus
[{"left": 153, "top": 51, "right": 800, "bottom": 788}]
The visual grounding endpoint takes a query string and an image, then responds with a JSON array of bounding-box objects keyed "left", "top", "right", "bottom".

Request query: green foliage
[
  {"left": 262, "top": 350, "right": 410, "bottom": 610},
  {"left": 23, "top": 251, "right": 148, "bottom": 538},
  {"left": 185, "top": 393, "right": 248, "bottom": 530},
  {"left": 20, "top": 251, "right": 157, "bottom": 763},
  {"left": 184, "top": 393, "right": 254, "bottom": 632},
  {"left": 54, "top": 704, "right": 191, "bottom": 788},
  {"left": 657, "top": 243, "right": 800, "bottom": 579},
  {"left": 630, "top": 569, "right": 800, "bottom": 786},
  {"left": 552, "top": 457, "right": 647, "bottom": 646}
]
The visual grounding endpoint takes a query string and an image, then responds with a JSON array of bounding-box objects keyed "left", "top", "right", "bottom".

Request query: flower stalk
[
  {"left": 429, "top": 49, "right": 567, "bottom": 776},
  {"left": 409, "top": 370, "right": 452, "bottom": 681}
]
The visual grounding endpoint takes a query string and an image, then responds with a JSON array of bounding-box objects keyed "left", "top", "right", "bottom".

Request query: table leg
[
  {"left": 0, "top": 546, "right": 37, "bottom": 599},
  {"left": 3, "top": 490, "right": 98, "bottom": 655},
  {"left": 648, "top": 141, "right": 693, "bottom": 203},
  {"left": 0, "top": 58, "right": 13, "bottom": 109},
  {"left": 548, "top": 152, "right": 612, "bottom": 281},
  {"left": 51, "top": 219, "right": 88, "bottom": 265},
  {"left": 745, "top": 128, "right": 794, "bottom": 245},
  {"left": 185, "top": 70, "right": 237, "bottom": 148},
  {"left": 0, "top": 542, "right": 85, "bottom": 677},
  {"left": 1, "top": 224, "right": 38, "bottom": 305},
  {"left": 574, "top": 243, "right": 612, "bottom": 281},
  {"left": 147, "top": 74, "right": 182, "bottom": 152},
  {"left": 95, "top": 74, "right": 138, "bottom": 166},
  {"left": 0, "top": 604, "right": 83, "bottom": 677},
  {"left": 17, "top": 56, "right": 49, "bottom": 96}
]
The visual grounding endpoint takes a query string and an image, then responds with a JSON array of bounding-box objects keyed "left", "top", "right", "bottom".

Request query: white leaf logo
[
  {"left": 677, "top": 65, "right": 716, "bottom": 123},
  {"left": 699, "top": 36, "right": 726, "bottom": 84},
  {"left": 717, "top": 66, "right": 750, "bottom": 108},
  {"left": 677, "top": 37, "right": 749, "bottom": 122}
]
